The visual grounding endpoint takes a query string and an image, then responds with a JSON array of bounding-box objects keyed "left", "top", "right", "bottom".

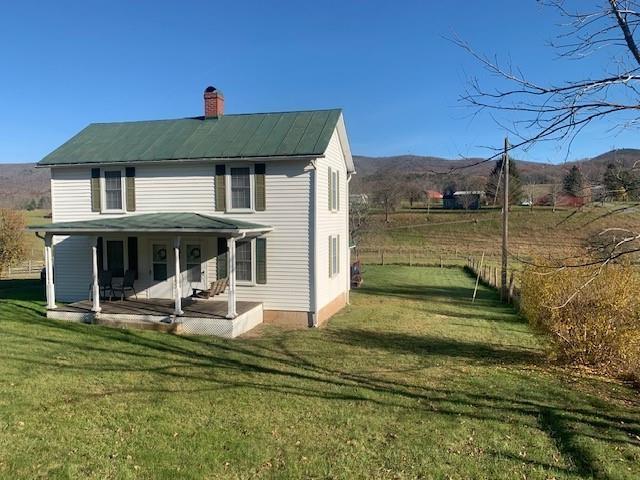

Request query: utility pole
[{"left": 501, "top": 137, "right": 509, "bottom": 302}]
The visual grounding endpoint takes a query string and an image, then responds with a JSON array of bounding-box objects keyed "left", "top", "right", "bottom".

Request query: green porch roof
[
  {"left": 39, "top": 109, "right": 342, "bottom": 166},
  {"left": 29, "top": 212, "right": 272, "bottom": 235}
]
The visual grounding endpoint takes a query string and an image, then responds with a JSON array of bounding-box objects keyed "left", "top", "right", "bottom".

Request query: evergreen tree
[
  {"left": 562, "top": 165, "right": 584, "bottom": 197},
  {"left": 484, "top": 157, "right": 522, "bottom": 206}
]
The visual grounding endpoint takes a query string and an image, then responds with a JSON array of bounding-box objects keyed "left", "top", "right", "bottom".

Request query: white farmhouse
[{"left": 31, "top": 87, "right": 354, "bottom": 337}]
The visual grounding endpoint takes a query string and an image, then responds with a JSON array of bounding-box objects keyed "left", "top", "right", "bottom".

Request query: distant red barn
[
  {"left": 535, "top": 193, "right": 585, "bottom": 208},
  {"left": 425, "top": 190, "right": 443, "bottom": 200}
]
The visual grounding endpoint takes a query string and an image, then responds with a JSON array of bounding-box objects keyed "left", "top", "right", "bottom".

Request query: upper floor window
[
  {"left": 231, "top": 167, "right": 251, "bottom": 209},
  {"left": 224, "top": 165, "right": 254, "bottom": 212},
  {"left": 103, "top": 170, "right": 125, "bottom": 212},
  {"left": 329, "top": 167, "right": 339, "bottom": 211}
]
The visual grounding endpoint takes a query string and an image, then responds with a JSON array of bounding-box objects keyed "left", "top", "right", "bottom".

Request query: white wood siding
[
  {"left": 52, "top": 235, "right": 91, "bottom": 302},
  {"left": 314, "top": 130, "right": 350, "bottom": 310},
  {"left": 50, "top": 159, "right": 312, "bottom": 311}
]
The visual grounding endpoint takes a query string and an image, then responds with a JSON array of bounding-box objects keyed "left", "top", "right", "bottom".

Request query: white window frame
[
  {"left": 226, "top": 164, "right": 255, "bottom": 213},
  {"left": 235, "top": 238, "right": 256, "bottom": 286},
  {"left": 100, "top": 168, "right": 126, "bottom": 213},
  {"left": 329, "top": 168, "right": 339, "bottom": 212},
  {"left": 329, "top": 234, "right": 340, "bottom": 278}
]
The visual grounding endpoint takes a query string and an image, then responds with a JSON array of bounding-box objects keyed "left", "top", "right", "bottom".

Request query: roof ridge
[{"left": 88, "top": 108, "right": 343, "bottom": 126}]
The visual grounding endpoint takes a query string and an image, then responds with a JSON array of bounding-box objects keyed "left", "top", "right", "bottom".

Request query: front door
[
  {"left": 148, "top": 240, "right": 173, "bottom": 298},
  {"left": 182, "top": 241, "right": 206, "bottom": 296}
]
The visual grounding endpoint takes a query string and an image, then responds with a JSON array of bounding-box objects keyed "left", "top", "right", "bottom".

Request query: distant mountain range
[
  {"left": 2, "top": 148, "right": 639, "bottom": 208},
  {"left": 352, "top": 148, "right": 640, "bottom": 192}
]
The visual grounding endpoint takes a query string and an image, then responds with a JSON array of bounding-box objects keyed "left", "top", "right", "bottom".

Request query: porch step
[{"left": 93, "top": 315, "right": 182, "bottom": 333}]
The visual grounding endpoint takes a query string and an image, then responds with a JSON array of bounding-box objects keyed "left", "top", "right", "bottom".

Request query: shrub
[
  {"left": 521, "top": 261, "right": 640, "bottom": 382},
  {"left": 0, "top": 209, "right": 27, "bottom": 277}
]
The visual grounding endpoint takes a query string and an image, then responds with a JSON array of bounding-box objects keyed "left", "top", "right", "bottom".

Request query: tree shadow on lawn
[
  {"left": 326, "top": 327, "right": 542, "bottom": 366},
  {"left": 0, "top": 278, "right": 44, "bottom": 302},
  {"left": 2, "top": 280, "right": 639, "bottom": 478}
]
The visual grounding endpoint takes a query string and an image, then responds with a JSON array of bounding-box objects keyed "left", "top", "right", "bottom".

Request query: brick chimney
[{"left": 204, "top": 86, "right": 224, "bottom": 117}]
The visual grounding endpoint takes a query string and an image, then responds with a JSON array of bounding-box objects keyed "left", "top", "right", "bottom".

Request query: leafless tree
[
  {"left": 349, "top": 197, "right": 370, "bottom": 249},
  {"left": 371, "top": 178, "right": 402, "bottom": 222},
  {"left": 457, "top": 193, "right": 477, "bottom": 210},
  {"left": 458, "top": 0, "right": 640, "bottom": 267}
]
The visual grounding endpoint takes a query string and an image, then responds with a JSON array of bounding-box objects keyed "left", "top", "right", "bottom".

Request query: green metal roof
[
  {"left": 29, "top": 212, "right": 272, "bottom": 234},
  {"left": 39, "top": 109, "right": 342, "bottom": 166}
]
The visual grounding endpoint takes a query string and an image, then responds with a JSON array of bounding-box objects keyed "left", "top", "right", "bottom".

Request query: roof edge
[{"left": 37, "top": 153, "right": 324, "bottom": 168}]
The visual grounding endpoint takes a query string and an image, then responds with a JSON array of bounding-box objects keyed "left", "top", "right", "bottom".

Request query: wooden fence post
[
  {"left": 508, "top": 272, "right": 515, "bottom": 302},
  {"left": 381, "top": 249, "right": 385, "bottom": 266}
]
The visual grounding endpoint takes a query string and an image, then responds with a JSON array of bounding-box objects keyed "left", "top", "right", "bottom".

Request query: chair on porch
[
  {"left": 112, "top": 270, "right": 137, "bottom": 301},
  {"left": 89, "top": 270, "right": 114, "bottom": 301},
  {"left": 192, "top": 277, "right": 228, "bottom": 299}
]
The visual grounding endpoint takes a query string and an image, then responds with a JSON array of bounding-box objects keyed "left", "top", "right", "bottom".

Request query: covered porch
[{"left": 30, "top": 212, "right": 272, "bottom": 338}]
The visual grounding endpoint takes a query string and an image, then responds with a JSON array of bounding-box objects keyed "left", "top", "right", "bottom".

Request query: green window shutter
[
  {"left": 215, "top": 165, "right": 226, "bottom": 211},
  {"left": 125, "top": 167, "right": 136, "bottom": 211},
  {"left": 127, "top": 236, "right": 139, "bottom": 279},
  {"left": 97, "top": 237, "right": 104, "bottom": 271},
  {"left": 91, "top": 168, "right": 101, "bottom": 212},
  {"left": 256, "top": 238, "right": 267, "bottom": 284},
  {"left": 328, "top": 167, "right": 332, "bottom": 210},
  {"left": 255, "top": 163, "right": 266, "bottom": 211},
  {"left": 337, "top": 235, "right": 341, "bottom": 273},
  {"left": 217, "top": 237, "right": 228, "bottom": 279}
]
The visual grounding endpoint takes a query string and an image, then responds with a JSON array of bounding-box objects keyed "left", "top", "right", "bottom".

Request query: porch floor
[{"left": 56, "top": 298, "right": 260, "bottom": 319}]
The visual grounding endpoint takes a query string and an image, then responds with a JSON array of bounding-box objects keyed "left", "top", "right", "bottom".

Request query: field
[
  {"left": 357, "top": 203, "right": 640, "bottom": 272},
  {"left": 1, "top": 266, "right": 639, "bottom": 479}
]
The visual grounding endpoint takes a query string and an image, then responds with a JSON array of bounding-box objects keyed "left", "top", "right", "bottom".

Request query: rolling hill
[{"left": 1, "top": 148, "right": 639, "bottom": 208}]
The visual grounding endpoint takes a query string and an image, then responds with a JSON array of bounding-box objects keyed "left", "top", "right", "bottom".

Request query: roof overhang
[
  {"left": 28, "top": 212, "right": 273, "bottom": 237},
  {"left": 336, "top": 113, "right": 356, "bottom": 174},
  {"left": 36, "top": 154, "right": 322, "bottom": 169}
]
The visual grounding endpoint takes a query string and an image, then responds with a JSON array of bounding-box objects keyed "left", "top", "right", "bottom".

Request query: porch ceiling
[{"left": 28, "top": 212, "right": 273, "bottom": 236}]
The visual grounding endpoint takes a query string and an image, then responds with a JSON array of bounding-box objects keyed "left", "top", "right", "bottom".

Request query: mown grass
[{"left": 0, "top": 266, "right": 639, "bottom": 479}]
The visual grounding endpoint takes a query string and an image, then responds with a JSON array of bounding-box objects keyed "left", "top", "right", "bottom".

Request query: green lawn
[{"left": 0, "top": 267, "right": 638, "bottom": 479}]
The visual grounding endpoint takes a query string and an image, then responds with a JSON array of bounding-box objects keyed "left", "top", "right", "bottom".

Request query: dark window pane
[
  {"left": 153, "top": 244, "right": 167, "bottom": 262},
  {"left": 106, "top": 240, "right": 124, "bottom": 277},
  {"left": 153, "top": 264, "right": 167, "bottom": 281}
]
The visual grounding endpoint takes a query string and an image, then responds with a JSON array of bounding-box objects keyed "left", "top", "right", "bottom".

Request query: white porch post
[
  {"left": 226, "top": 236, "right": 237, "bottom": 319},
  {"left": 91, "top": 236, "right": 101, "bottom": 313},
  {"left": 174, "top": 236, "right": 183, "bottom": 316},
  {"left": 44, "top": 234, "right": 56, "bottom": 310}
]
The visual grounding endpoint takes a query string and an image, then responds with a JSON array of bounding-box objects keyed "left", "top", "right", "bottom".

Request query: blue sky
[{"left": 0, "top": 0, "right": 637, "bottom": 164}]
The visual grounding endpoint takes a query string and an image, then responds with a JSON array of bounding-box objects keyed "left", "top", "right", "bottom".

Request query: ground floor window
[
  {"left": 186, "top": 244, "right": 202, "bottom": 283},
  {"left": 329, "top": 235, "right": 340, "bottom": 277},
  {"left": 106, "top": 240, "right": 124, "bottom": 277},
  {"left": 236, "top": 240, "right": 253, "bottom": 282},
  {"left": 152, "top": 243, "right": 168, "bottom": 281}
]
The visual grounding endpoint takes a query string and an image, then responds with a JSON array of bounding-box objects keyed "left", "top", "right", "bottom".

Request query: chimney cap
[{"left": 204, "top": 85, "right": 223, "bottom": 96}]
